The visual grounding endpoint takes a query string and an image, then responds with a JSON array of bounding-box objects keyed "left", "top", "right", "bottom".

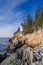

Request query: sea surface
[{"left": 0, "top": 38, "right": 9, "bottom": 54}]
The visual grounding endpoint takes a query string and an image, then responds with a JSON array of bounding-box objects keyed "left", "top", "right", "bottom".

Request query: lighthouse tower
[{"left": 20, "top": 25, "right": 23, "bottom": 32}]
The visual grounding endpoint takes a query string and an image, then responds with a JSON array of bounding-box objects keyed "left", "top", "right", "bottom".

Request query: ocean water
[{"left": 0, "top": 38, "right": 9, "bottom": 54}]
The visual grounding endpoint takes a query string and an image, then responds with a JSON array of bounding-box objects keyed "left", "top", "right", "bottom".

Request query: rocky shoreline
[
  {"left": 0, "top": 39, "right": 43, "bottom": 65},
  {"left": 0, "top": 53, "right": 7, "bottom": 63},
  {"left": 0, "top": 28, "right": 43, "bottom": 65}
]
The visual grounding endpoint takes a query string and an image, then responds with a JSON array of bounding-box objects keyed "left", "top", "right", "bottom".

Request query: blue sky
[{"left": 0, "top": 0, "right": 43, "bottom": 37}]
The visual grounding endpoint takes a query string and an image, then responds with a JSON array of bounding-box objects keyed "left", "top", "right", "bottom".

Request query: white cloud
[
  {"left": 0, "top": 0, "right": 28, "bottom": 13},
  {"left": 0, "top": 0, "right": 28, "bottom": 37},
  {"left": 0, "top": 22, "right": 21, "bottom": 37},
  {"left": 0, "top": 11, "right": 23, "bottom": 24},
  {"left": 0, "top": 10, "right": 24, "bottom": 37}
]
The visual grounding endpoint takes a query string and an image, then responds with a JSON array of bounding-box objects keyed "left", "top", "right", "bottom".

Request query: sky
[{"left": 0, "top": 0, "right": 43, "bottom": 37}]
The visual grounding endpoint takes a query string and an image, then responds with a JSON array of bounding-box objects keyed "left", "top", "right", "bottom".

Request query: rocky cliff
[
  {"left": 1, "top": 28, "right": 43, "bottom": 65},
  {"left": 1, "top": 44, "right": 43, "bottom": 65},
  {"left": 8, "top": 28, "right": 43, "bottom": 47}
]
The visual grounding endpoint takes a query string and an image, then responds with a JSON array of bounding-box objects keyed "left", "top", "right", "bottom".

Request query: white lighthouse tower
[{"left": 20, "top": 25, "right": 23, "bottom": 32}]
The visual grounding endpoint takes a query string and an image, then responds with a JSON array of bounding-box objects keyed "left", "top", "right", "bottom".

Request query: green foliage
[
  {"left": 21, "top": 15, "right": 34, "bottom": 34},
  {"left": 22, "top": 8, "right": 43, "bottom": 34},
  {"left": 34, "top": 8, "right": 43, "bottom": 30},
  {"left": 14, "top": 8, "right": 43, "bottom": 34}
]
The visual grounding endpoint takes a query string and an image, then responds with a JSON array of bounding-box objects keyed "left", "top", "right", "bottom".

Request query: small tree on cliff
[
  {"left": 34, "top": 8, "right": 43, "bottom": 30},
  {"left": 21, "top": 15, "right": 34, "bottom": 34}
]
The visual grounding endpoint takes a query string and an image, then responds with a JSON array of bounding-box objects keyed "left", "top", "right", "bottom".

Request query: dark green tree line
[{"left": 14, "top": 8, "right": 43, "bottom": 34}]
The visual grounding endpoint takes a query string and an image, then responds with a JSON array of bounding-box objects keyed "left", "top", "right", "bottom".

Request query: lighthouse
[{"left": 20, "top": 25, "right": 23, "bottom": 32}]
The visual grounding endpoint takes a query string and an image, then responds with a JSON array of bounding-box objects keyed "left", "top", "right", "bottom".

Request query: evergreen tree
[{"left": 14, "top": 8, "right": 43, "bottom": 35}]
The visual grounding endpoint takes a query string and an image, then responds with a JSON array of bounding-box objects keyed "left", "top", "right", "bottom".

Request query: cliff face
[
  {"left": 1, "top": 28, "right": 43, "bottom": 65},
  {"left": 25, "top": 28, "right": 43, "bottom": 47},
  {"left": 1, "top": 44, "right": 43, "bottom": 65},
  {"left": 9, "top": 28, "right": 43, "bottom": 47}
]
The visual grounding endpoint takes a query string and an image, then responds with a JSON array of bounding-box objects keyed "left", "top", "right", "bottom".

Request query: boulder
[{"left": 1, "top": 45, "right": 43, "bottom": 65}]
